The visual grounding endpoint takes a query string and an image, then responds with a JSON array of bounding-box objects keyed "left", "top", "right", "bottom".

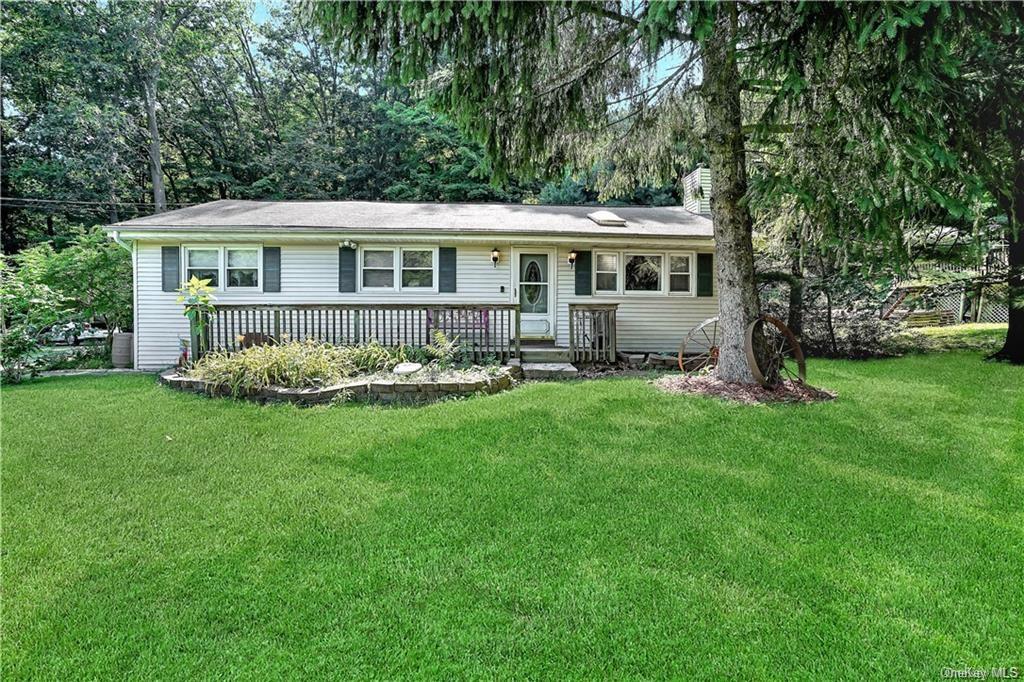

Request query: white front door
[{"left": 513, "top": 250, "right": 555, "bottom": 339}]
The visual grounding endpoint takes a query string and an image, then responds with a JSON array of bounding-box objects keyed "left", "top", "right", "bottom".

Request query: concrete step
[
  {"left": 520, "top": 346, "right": 571, "bottom": 363},
  {"left": 522, "top": 362, "right": 578, "bottom": 380}
]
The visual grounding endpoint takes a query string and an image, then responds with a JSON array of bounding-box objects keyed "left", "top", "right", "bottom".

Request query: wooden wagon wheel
[
  {"left": 678, "top": 316, "right": 721, "bottom": 373},
  {"left": 744, "top": 315, "right": 806, "bottom": 387}
]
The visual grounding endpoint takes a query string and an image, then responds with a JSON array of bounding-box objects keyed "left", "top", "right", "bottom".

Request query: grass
[
  {"left": 3, "top": 352, "right": 1023, "bottom": 678},
  {"left": 887, "top": 322, "right": 1008, "bottom": 356}
]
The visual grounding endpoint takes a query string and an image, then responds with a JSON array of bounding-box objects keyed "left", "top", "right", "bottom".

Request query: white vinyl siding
[
  {"left": 134, "top": 242, "right": 510, "bottom": 369},
  {"left": 132, "top": 241, "right": 718, "bottom": 369},
  {"left": 555, "top": 246, "right": 717, "bottom": 354}
]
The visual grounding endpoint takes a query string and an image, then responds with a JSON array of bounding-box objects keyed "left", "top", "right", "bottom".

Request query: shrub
[
  {"left": 1, "top": 327, "right": 40, "bottom": 383},
  {"left": 187, "top": 339, "right": 408, "bottom": 395},
  {"left": 37, "top": 344, "right": 112, "bottom": 371},
  {"left": 346, "top": 340, "right": 408, "bottom": 374},
  {"left": 800, "top": 307, "right": 900, "bottom": 359},
  {"left": 423, "top": 330, "right": 460, "bottom": 366}
]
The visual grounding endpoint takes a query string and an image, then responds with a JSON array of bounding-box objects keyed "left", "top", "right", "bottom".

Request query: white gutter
[
  {"left": 107, "top": 230, "right": 713, "bottom": 249},
  {"left": 110, "top": 230, "right": 133, "bottom": 252}
]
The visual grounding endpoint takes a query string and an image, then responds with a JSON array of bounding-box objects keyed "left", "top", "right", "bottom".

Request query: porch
[{"left": 193, "top": 303, "right": 618, "bottom": 365}]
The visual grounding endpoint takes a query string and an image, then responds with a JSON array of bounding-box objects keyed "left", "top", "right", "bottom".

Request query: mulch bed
[{"left": 654, "top": 373, "right": 836, "bottom": 404}]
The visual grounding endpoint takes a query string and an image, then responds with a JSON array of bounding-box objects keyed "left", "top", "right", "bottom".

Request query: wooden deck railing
[
  {"left": 568, "top": 304, "right": 617, "bottom": 364},
  {"left": 193, "top": 304, "right": 521, "bottom": 363}
]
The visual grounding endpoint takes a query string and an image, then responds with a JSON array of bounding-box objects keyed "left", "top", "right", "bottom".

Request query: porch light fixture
[
  {"left": 491, "top": 248, "right": 500, "bottom": 267},
  {"left": 568, "top": 249, "right": 578, "bottom": 269}
]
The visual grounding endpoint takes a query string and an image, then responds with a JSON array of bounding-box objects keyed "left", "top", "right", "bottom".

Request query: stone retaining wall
[{"left": 159, "top": 366, "right": 520, "bottom": 406}]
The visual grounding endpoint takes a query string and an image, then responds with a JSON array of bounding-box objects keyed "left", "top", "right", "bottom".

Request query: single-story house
[{"left": 105, "top": 199, "right": 717, "bottom": 370}]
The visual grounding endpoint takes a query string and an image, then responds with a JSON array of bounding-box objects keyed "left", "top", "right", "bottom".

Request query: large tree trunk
[
  {"left": 142, "top": 68, "right": 167, "bottom": 213},
  {"left": 701, "top": 4, "right": 764, "bottom": 383},
  {"left": 993, "top": 223, "right": 1023, "bottom": 363},
  {"left": 991, "top": 153, "right": 1023, "bottom": 364}
]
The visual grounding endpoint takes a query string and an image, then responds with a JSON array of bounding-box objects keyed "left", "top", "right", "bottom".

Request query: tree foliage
[
  {"left": 746, "top": 1, "right": 1024, "bottom": 361},
  {"left": 0, "top": 1, "right": 547, "bottom": 253}
]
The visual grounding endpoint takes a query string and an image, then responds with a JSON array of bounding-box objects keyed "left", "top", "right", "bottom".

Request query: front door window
[{"left": 519, "top": 254, "right": 549, "bottom": 314}]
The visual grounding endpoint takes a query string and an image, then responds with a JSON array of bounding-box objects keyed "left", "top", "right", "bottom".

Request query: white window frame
[
  {"left": 622, "top": 252, "right": 666, "bottom": 295},
  {"left": 667, "top": 251, "right": 696, "bottom": 296},
  {"left": 225, "top": 246, "right": 262, "bottom": 291},
  {"left": 593, "top": 251, "right": 620, "bottom": 294},
  {"left": 357, "top": 246, "right": 440, "bottom": 293},
  {"left": 183, "top": 246, "right": 223, "bottom": 289},
  {"left": 399, "top": 246, "right": 439, "bottom": 293},
  {"left": 588, "top": 249, "right": 698, "bottom": 297},
  {"left": 181, "top": 245, "right": 263, "bottom": 292},
  {"left": 359, "top": 247, "right": 397, "bottom": 291}
]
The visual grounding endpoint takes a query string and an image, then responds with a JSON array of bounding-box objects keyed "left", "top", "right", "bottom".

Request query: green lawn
[{"left": 3, "top": 354, "right": 1022, "bottom": 678}]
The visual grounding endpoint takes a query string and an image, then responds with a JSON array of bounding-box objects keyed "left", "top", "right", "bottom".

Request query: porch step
[
  {"left": 520, "top": 346, "right": 571, "bottom": 363},
  {"left": 522, "top": 362, "right": 579, "bottom": 380}
]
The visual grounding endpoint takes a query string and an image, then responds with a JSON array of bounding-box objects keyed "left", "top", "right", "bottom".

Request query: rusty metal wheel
[
  {"left": 744, "top": 315, "right": 806, "bottom": 387},
  {"left": 679, "top": 316, "right": 721, "bottom": 373}
]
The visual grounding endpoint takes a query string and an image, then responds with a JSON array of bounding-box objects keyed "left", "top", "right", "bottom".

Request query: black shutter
[
  {"left": 161, "top": 246, "right": 180, "bottom": 292},
  {"left": 263, "top": 247, "right": 281, "bottom": 292},
  {"left": 697, "top": 252, "right": 714, "bottom": 296},
  {"left": 438, "top": 247, "right": 457, "bottom": 293},
  {"left": 339, "top": 246, "right": 356, "bottom": 292},
  {"left": 574, "top": 250, "right": 592, "bottom": 295}
]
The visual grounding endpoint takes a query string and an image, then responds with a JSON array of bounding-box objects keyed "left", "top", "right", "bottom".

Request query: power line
[{"left": 0, "top": 196, "right": 199, "bottom": 208}]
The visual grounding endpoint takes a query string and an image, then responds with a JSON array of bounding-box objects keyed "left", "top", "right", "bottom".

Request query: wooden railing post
[
  {"left": 608, "top": 307, "right": 617, "bottom": 362},
  {"left": 514, "top": 306, "right": 522, "bottom": 359},
  {"left": 568, "top": 307, "right": 576, "bottom": 363}
]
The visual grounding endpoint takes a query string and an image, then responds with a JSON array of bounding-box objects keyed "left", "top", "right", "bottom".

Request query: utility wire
[{"left": 0, "top": 196, "right": 199, "bottom": 208}]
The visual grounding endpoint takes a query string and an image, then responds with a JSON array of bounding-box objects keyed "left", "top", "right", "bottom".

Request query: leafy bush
[
  {"left": 800, "top": 307, "right": 901, "bottom": 359},
  {"left": 188, "top": 339, "right": 408, "bottom": 395},
  {"left": 6, "top": 228, "right": 131, "bottom": 334},
  {"left": 345, "top": 340, "right": 409, "bottom": 374},
  {"left": 1, "top": 258, "right": 69, "bottom": 383},
  {"left": 422, "top": 330, "right": 460, "bottom": 366},
  {"left": 1, "top": 327, "right": 40, "bottom": 383}
]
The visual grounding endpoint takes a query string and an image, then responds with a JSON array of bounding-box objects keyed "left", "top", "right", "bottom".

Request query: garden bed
[{"left": 160, "top": 364, "right": 521, "bottom": 406}]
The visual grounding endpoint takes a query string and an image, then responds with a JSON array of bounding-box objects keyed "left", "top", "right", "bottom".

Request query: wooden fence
[
  {"left": 568, "top": 304, "right": 617, "bottom": 364},
  {"left": 193, "top": 304, "right": 521, "bottom": 363}
]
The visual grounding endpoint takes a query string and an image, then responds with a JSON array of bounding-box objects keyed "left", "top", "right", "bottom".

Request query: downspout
[{"left": 111, "top": 230, "right": 132, "bottom": 252}]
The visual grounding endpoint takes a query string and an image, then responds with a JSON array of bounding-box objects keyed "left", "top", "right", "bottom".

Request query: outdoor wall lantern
[
  {"left": 491, "top": 248, "right": 500, "bottom": 267},
  {"left": 568, "top": 249, "right": 578, "bottom": 269}
]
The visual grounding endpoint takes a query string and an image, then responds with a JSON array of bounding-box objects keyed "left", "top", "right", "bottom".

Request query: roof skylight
[{"left": 587, "top": 210, "right": 627, "bottom": 227}]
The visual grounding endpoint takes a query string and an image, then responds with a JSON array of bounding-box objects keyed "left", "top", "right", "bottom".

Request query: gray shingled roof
[{"left": 109, "top": 200, "right": 713, "bottom": 238}]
